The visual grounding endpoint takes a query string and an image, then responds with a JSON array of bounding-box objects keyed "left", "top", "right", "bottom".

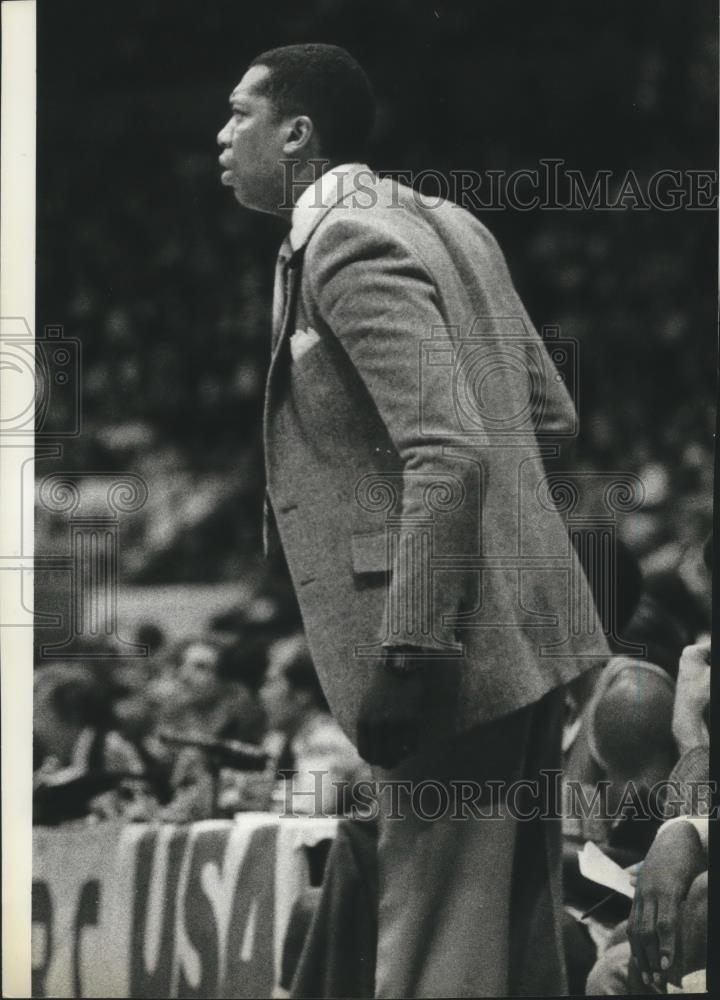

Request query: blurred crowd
[
  {"left": 33, "top": 532, "right": 712, "bottom": 994},
  {"left": 33, "top": 573, "right": 370, "bottom": 827}
]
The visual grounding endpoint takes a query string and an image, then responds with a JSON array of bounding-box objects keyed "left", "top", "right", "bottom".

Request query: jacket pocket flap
[{"left": 351, "top": 530, "right": 391, "bottom": 574}]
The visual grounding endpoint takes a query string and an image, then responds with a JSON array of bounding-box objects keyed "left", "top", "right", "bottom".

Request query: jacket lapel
[
  {"left": 264, "top": 168, "right": 379, "bottom": 463},
  {"left": 263, "top": 243, "right": 306, "bottom": 511},
  {"left": 269, "top": 244, "right": 306, "bottom": 368}
]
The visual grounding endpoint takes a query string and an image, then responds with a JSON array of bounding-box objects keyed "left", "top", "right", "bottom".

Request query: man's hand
[
  {"left": 356, "top": 647, "right": 460, "bottom": 768},
  {"left": 628, "top": 820, "right": 706, "bottom": 990},
  {"left": 672, "top": 639, "right": 711, "bottom": 757}
]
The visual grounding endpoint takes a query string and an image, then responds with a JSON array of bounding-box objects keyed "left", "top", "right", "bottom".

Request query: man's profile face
[{"left": 217, "top": 65, "right": 288, "bottom": 213}]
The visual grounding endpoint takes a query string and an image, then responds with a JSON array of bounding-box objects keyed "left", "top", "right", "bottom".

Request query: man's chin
[
  {"left": 234, "top": 190, "right": 281, "bottom": 217},
  {"left": 219, "top": 173, "right": 248, "bottom": 206},
  {"left": 224, "top": 181, "right": 257, "bottom": 210},
  {"left": 222, "top": 177, "right": 279, "bottom": 216}
]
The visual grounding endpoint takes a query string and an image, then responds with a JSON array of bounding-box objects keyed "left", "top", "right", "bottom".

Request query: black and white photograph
[{"left": 1, "top": 0, "right": 717, "bottom": 996}]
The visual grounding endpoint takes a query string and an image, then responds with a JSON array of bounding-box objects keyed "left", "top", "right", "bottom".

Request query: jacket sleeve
[{"left": 307, "top": 215, "right": 478, "bottom": 654}]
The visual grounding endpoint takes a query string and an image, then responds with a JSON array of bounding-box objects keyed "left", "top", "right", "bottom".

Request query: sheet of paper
[{"left": 578, "top": 841, "right": 635, "bottom": 899}]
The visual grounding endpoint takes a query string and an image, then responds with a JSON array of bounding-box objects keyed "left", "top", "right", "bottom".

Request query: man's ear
[{"left": 282, "top": 115, "right": 314, "bottom": 156}]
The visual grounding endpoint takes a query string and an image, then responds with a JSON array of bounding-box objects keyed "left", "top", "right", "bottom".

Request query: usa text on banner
[{"left": 32, "top": 814, "right": 337, "bottom": 998}]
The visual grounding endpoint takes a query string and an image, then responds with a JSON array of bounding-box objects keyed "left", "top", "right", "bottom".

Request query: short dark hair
[{"left": 249, "top": 43, "right": 375, "bottom": 164}]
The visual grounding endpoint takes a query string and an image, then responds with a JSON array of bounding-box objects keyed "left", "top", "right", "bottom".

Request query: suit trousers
[{"left": 374, "top": 686, "right": 568, "bottom": 998}]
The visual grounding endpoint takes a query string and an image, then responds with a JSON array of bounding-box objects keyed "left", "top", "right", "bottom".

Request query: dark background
[{"left": 36, "top": 0, "right": 717, "bottom": 586}]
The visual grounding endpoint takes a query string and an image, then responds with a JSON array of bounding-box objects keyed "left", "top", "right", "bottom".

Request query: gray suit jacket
[{"left": 264, "top": 168, "right": 609, "bottom": 744}]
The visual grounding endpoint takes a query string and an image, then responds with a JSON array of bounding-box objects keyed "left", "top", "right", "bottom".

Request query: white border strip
[{"left": 1, "top": 1, "right": 36, "bottom": 996}]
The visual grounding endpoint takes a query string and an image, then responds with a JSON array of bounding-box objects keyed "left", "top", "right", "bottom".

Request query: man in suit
[{"left": 218, "top": 44, "right": 610, "bottom": 997}]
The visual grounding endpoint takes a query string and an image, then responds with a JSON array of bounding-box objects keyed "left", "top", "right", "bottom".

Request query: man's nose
[{"left": 217, "top": 120, "right": 233, "bottom": 146}]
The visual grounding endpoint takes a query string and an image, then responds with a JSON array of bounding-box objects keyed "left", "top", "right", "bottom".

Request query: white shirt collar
[{"left": 289, "top": 162, "right": 371, "bottom": 251}]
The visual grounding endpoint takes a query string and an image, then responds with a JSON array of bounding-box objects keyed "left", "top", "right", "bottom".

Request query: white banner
[{"left": 32, "top": 814, "right": 337, "bottom": 998}]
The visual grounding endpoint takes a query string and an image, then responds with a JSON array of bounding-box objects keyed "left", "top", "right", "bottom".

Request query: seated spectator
[
  {"left": 154, "top": 636, "right": 265, "bottom": 741},
  {"left": 227, "top": 635, "right": 369, "bottom": 816},
  {"left": 157, "top": 636, "right": 266, "bottom": 821},
  {"left": 564, "top": 656, "right": 677, "bottom": 853},
  {"left": 561, "top": 641, "right": 679, "bottom": 984},
  {"left": 33, "top": 664, "right": 153, "bottom": 823},
  {"left": 586, "top": 747, "right": 710, "bottom": 994},
  {"left": 584, "top": 541, "right": 711, "bottom": 994},
  {"left": 588, "top": 658, "right": 678, "bottom": 803},
  {"left": 562, "top": 558, "right": 685, "bottom": 847},
  {"left": 110, "top": 655, "right": 176, "bottom": 804}
]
